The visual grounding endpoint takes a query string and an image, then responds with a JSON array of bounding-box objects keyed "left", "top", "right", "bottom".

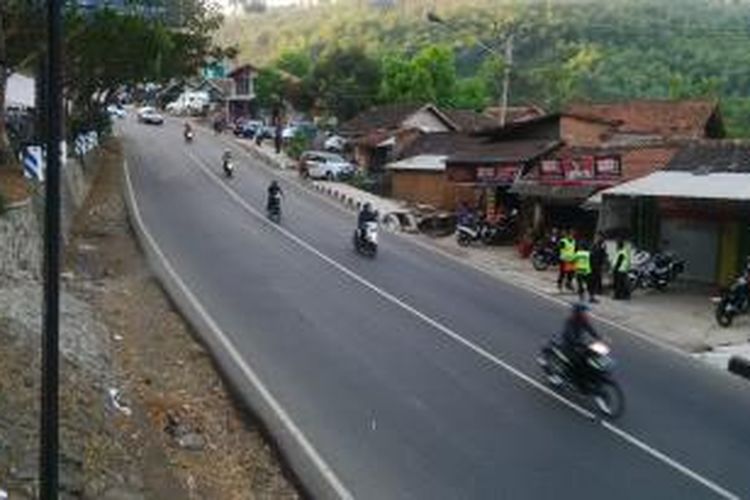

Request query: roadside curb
[{"left": 121, "top": 159, "right": 351, "bottom": 500}]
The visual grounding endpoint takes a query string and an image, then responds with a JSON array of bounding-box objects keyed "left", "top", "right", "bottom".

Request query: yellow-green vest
[
  {"left": 560, "top": 237, "right": 575, "bottom": 262},
  {"left": 575, "top": 249, "right": 591, "bottom": 275}
]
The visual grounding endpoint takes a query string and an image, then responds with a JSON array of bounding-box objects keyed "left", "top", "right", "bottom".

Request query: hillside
[{"left": 219, "top": 0, "right": 750, "bottom": 135}]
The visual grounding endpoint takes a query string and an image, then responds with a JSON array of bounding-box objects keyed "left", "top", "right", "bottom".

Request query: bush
[{"left": 285, "top": 133, "right": 311, "bottom": 160}]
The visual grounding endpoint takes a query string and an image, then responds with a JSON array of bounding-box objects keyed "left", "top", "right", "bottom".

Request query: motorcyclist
[
  {"left": 267, "top": 180, "right": 283, "bottom": 211},
  {"left": 222, "top": 150, "right": 232, "bottom": 166},
  {"left": 357, "top": 202, "right": 378, "bottom": 241},
  {"left": 184, "top": 122, "right": 193, "bottom": 140},
  {"left": 560, "top": 302, "right": 601, "bottom": 382}
]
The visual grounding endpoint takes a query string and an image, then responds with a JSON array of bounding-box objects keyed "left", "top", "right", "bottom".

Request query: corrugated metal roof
[
  {"left": 601, "top": 171, "right": 750, "bottom": 201},
  {"left": 387, "top": 155, "right": 447, "bottom": 172}
]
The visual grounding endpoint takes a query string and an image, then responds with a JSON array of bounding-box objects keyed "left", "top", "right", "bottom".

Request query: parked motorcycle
[
  {"left": 222, "top": 159, "right": 234, "bottom": 178},
  {"left": 537, "top": 339, "right": 625, "bottom": 419},
  {"left": 714, "top": 276, "right": 749, "bottom": 327},
  {"left": 531, "top": 241, "right": 559, "bottom": 271},
  {"left": 353, "top": 221, "right": 378, "bottom": 257},
  {"left": 267, "top": 194, "right": 282, "bottom": 223},
  {"left": 627, "top": 251, "right": 685, "bottom": 292},
  {"left": 481, "top": 210, "right": 519, "bottom": 245},
  {"left": 456, "top": 221, "right": 485, "bottom": 247}
]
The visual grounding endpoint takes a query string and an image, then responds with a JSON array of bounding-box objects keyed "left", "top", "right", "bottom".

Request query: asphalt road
[{"left": 120, "top": 116, "right": 750, "bottom": 500}]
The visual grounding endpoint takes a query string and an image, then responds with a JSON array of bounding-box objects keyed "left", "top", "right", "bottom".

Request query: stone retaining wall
[{"left": 0, "top": 149, "right": 100, "bottom": 285}]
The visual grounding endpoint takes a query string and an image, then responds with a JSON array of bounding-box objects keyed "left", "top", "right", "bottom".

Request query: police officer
[
  {"left": 613, "top": 239, "right": 631, "bottom": 300},
  {"left": 558, "top": 228, "right": 576, "bottom": 292},
  {"left": 575, "top": 241, "right": 596, "bottom": 303}
]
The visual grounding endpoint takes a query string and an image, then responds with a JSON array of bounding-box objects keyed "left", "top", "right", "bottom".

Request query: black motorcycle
[
  {"left": 481, "top": 210, "right": 518, "bottom": 245},
  {"left": 267, "top": 194, "right": 282, "bottom": 223},
  {"left": 531, "top": 241, "right": 559, "bottom": 271},
  {"left": 628, "top": 251, "right": 685, "bottom": 292},
  {"left": 715, "top": 276, "right": 749, "bottom": 327},
  {"left": 537, "top": 339, "right": 625, "bottom": 419}
]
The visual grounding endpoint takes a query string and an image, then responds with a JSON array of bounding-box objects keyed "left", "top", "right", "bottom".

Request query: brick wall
[{"left": 560, "top": 116, "right": 610, "bottom": 147}]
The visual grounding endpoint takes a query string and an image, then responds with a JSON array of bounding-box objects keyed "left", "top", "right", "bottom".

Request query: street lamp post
[
  {"left": 427, "top": 11, "right": 514, "bottom": 127},
  {"left": 41, "top": 0, "right": 63, "bottom": 498}
]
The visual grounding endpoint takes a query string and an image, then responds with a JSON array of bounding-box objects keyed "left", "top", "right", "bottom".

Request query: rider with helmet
[
  {"left": 267, "top": 179, "right": 283, "bottom": 212},
  {"left": 357, "top": 202, "right": 378, "bottom": 241},
  {"left": 561, "top": 302, "right": 601, "bottom": 381}
]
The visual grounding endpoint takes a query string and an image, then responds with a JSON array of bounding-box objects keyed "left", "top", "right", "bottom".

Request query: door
[{"left": 660, "top": 218, "right": 718, "bottom": 284}]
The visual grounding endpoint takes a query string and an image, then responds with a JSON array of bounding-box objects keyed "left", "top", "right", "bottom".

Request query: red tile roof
[{"left": 565, "top": 100, "right": 719, "bottom": 138}]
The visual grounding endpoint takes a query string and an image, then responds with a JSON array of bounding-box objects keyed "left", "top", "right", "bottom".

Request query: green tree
[
  {"left": 454, "top": 77, "right": 489, "bottom": 110},
  {"left": 310, "top": 46, "right": 381, "bottom": 120},
  {"left": 379, "top": 44, "right": 457, "bottom": 106}
]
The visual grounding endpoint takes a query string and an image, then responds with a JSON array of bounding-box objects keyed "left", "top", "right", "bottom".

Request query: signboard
[
  {"left": 540, "top": 155, "right": 621, "bottom": 182},
  {"left": 540, "top": 159, "right": 562, "bottom": 177},
  {"left": 595, "top": 157, "right": 621, "bottom": 177}
]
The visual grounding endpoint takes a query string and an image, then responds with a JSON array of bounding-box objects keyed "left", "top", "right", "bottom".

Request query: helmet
[
  {"left": 363, "top": 202, "right": 372, "bottom": 211},
  {"left": 271, "top": 180, "right": 278, "bottom": 187}
]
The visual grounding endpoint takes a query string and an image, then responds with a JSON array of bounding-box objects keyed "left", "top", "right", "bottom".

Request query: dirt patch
[
  {"left": 0, "top": 139, "right": 299, "bottom": 499},
  {"left": 0, "top": 168, "right": 31, "bottom": 205}
]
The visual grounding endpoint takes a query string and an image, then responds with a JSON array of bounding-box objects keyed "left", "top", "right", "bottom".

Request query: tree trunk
[{"left": 0, "top": 6, "right": 20, "bottom": 171}]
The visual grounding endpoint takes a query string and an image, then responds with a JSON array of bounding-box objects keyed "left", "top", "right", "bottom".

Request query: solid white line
[
  {"left": 184, "top": 151, "right": 739, "bottom": 500},
  {"left": 123, "top": 159, "right": 354, "bottom": 500},
  {"left": 219, "top": 134, "right": 702, "bottom": 364}
]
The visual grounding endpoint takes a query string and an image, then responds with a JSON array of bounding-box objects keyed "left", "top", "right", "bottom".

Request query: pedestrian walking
[
  {"left": 612, "top": 239, "right": 631, "bottom": 300},
  {"left": 575, "top": 241, "right": 596, "bottom": 303},
  {"left": 274, "top": 121, "right": 283, "bottom": 155},
  {"left": 590, "top": 232, "right": 607, "bottom": 295},
  {"left": 557, "top": 228, "right": 576, "bottom": 292}
]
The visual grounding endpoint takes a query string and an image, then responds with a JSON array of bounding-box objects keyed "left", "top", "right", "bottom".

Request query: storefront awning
[
  {"left": 510, "top": 181, "right": 599, "bottom": 202},
  {"left": 600, "top": 171, "right": 750, "bottom": 201}
]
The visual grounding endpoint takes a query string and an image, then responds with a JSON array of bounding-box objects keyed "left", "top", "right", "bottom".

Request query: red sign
[
  {"left": 595, "top": 157, "right": 621, "bottom": 177},
  {"left": 541, "top": 159, "right": 562, "bottom": 176},
  {"left": 563, "top": 157, "right": 595, "bottom": 180}
]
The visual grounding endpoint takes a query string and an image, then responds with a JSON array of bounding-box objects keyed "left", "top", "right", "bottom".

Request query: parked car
[
  {"left": 299, "top": 151, "right": 355, "bottom": 180},
  {"left": 324, "top": 134, "right": 347, "bottom": 152},
  {"left": 107, "top": 104, "right": 126, "bottom": 119},
  {"left": 137, "top": 107, "right": 164, "bottom": 125},
  {"left": 283, "top": 121, "right": 317, "bottom": 140},
  {"left": 236, "top": 120, "right": 264, "bottom": 138}
]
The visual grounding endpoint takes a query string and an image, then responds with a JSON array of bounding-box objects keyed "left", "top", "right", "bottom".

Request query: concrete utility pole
[
  {"left": 427, "top": 11, "right": 514, "bottom": 127},
  {"left": 499, "top": 33, "right": 514, "bottom": 128}
]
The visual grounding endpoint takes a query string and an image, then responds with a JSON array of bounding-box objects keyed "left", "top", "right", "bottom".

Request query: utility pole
[
  {"left": 41, "top": 0, "right": 63, "bottom": 498},
  {"left": 499, "top": 33, "right": 514, "bottom": 128}
]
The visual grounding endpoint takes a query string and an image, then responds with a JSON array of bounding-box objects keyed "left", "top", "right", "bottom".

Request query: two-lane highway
[{"left": 120, "top": 116, "right": 750, "bottom": 499}]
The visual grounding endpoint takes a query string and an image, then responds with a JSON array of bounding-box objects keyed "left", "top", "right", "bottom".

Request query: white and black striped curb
[{"left": 309, "top": 182, "right": 418, "bottom": 232}]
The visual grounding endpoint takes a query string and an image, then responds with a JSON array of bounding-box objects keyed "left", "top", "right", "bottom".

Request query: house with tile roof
[{"left": 599, "top": 140, "right": 750, "bottom": 285}]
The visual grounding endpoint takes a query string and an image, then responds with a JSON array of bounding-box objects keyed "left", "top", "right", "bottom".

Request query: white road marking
[
  {"left": 183, "top": 151, "right": 740, "bottom": 500},
  {"left": 217, "top": 133, "right": 700, "bottom": 364},
  {"left": 123, "top": 159, "right": 354, "bottom": 500}
]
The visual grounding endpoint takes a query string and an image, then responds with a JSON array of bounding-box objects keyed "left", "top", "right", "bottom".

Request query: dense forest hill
[{"left": 219, "top": 0, "right": 750, "bottom": 135}]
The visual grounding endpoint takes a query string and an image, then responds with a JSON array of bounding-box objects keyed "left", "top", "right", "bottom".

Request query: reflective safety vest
[
  {"left": 616, "top": 247, "right": 631, "bottom": 272},
  {"left": 560, "top": 237, "right": 576, "bottom": 262},
  {"left": 575, "top": 249, "right": 591, "bottom": 275}
]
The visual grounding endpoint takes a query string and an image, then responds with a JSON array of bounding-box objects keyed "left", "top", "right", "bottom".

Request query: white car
[
  {"left": 137, "top": 106, "right": 164, "bottom": 125},
  {"left": 299, "top": 151, "right": 355, "bottom": 180},
  {"left": 324, "top": 134, "right": 347, "bottom": 152}
]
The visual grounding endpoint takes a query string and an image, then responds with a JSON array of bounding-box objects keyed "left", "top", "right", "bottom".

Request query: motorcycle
[
  {"left": 222, "top": 159, "right": 234, "bottom": 178},
  {"left": 480, "top": 210, "right": 519, "bottom": 245},
  {"left": 267, "top": 194, "right": 282, "bottom": 223},
  {"left": 353, "top": 221, "right": 378, "bottom": 257},
  {"left": 714, "top": 276, "right": 749, "bottom": 327},
  {"left": 456, "top": 221, "right": 485, "bottom": 247},
  {"left": 627, "top": 251, "right": 685, "bottom": 292},
  {"left": 184, "top": 130, "right": 194, "bottom": 143},
  {"left": 537, "top": 339, "right": 625, "bottom": 419},
  {"left": 531, "top": 241, "right": 559, "bottom": 271}
]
